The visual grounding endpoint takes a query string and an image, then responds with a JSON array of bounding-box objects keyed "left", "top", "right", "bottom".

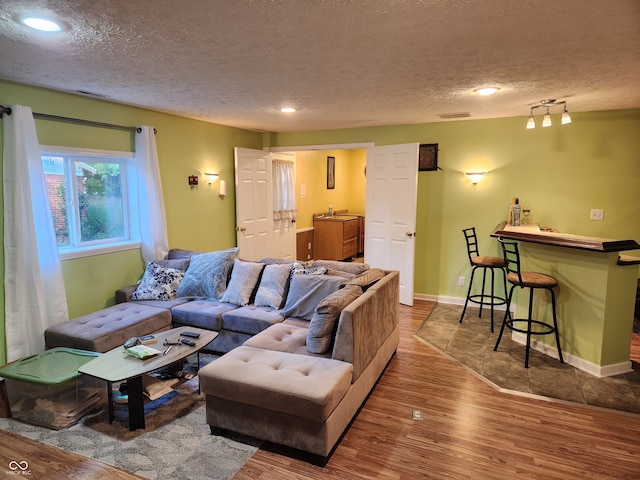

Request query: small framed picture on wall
[
  {"left": 418, "top": 143, "right": 439, "bottom": 171},
  {"left": 327, "top": 156, "right": 335, "bottom": 189}
]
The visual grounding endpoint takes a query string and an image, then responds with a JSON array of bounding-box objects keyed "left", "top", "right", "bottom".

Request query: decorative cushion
[
  {"left": 307, "top": 284, "right": 363, "bottom": 354},
  {"left": 310, "top": 260, "right": 370, "bottom": 275},
  {"left": 347, "top": 268, "right": 387, "bottom": 291},
  {"left": 280, "top": 274, "right": 345, "bottom": 321},
  {"left": 291, "top": 261, "right": 328, "bottom": 275},
  {"left": 176, "top": 248, "right": 239, "bottom": 299},
  {"left": 131, "top": 262, "right": 186, "bottom": 301},
  {"left": 220, "top": 259, "right": 265, "bottom": 306},
  {"left": 254, "top": 263, "right": 292, "bottom": 309},
  {"left": 168, "top": 248, "right": 202, "bottom": 260},
  {"left": 153, "top": 258, "right": 191, "bottom": 271}
]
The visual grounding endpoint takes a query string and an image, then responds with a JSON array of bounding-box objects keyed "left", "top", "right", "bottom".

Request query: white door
[
  {"left": 234, "top": 147, "right": 296, "bottom": 261},
  {"left": 365, "top": 143, "right": 419, "bottom": 306},
  {"left": 271, "top": 152, "right": 297, "bottom": 261}
]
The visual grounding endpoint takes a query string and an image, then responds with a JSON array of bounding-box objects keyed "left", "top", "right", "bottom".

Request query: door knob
[
  {"left": 236, "top": 226, "right": 246, "bottom": 232},
  {"left": 406, "top": 231, "right": 415, "bottom": 237}
]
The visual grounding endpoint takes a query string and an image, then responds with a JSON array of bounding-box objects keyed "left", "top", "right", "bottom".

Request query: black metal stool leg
[
  {"left": 479, "top": 267, "right": 488, "bottom": 318},
  {"left": 524, "top": 288, "right": 535, "bottom": 368},
  {"left": 494, "top": 285, "right": 515, "bottom": 351},
  {"left": 459, "top": 267, "right": 477, "bottom": 323},
  {"left": 549, "top": 288, "right": 564, "bottom": 363}
]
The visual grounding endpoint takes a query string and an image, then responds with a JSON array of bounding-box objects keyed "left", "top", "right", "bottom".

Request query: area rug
[
  {"left": 414, "top": 303, "right": 640, "bottom": 415},
  {"left": 0, "top": 371, "right": 259, "bottom": 480}
]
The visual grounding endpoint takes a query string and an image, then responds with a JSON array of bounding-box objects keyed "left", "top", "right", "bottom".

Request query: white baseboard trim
[{"left": 510, "top": 332, "right": 633, "bottom": 378}]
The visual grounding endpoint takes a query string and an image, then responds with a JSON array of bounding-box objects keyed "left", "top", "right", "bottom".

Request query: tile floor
[{"left": 415, "top": 303, "right": 640, "bottom": 415}]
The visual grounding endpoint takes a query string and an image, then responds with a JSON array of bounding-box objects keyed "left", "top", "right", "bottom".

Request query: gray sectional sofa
[{"left": 44, "top": 247, "right": 400, "bottom": 463}]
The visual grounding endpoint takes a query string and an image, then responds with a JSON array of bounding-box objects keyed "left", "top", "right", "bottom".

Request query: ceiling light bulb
[
  {"left": 474, "top": 87, "right": 500, "bottom": 96},
  {"left": 526, "top": 115, "right": 536, "bottom": 129},
  {"left": 280, "top": 107, "right": 296, "bottom": 113},
  {"left": 561, "top": 110, "right": 572, "bottom": 125},
  {"left": 542, "top": 110, "right": 552, "bottom": 127},
  {"left": 23, "top": 17, "right": 61, "bottom": 32}
]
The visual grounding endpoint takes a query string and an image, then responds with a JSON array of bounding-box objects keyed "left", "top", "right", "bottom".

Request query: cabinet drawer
[
  {"left": 343, "top": 220, "right": 358, "bottom": 240},
  {"left": 342, "top": 238, "right": 358, "bottom": 258}
]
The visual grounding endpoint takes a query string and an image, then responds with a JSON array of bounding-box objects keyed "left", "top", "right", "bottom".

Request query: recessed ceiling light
[
  {"left": 474, "top": 87, "right": 500, "bottom": 96},
  {"left": 22, "top": 17, "right": 62, "bottom": 32},
  {"left": 280, "top": 107, "right": 296, "bottom": 113}
]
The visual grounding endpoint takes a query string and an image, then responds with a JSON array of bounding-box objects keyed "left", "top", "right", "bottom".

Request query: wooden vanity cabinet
[{"left": 313, "top": 216, "right": 359, "bottom": 261}]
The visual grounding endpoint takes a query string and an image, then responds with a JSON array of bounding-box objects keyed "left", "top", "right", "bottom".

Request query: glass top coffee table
[{"left": 79, "top": 326, "right": 217, "bottom": 431}]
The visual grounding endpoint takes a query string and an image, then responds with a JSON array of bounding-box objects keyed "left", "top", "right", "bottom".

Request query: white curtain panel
[
  {"left": 273, "top": 159, "right": 296, "bottom": 220},
  {"left": 2, "top": 105, "right": 69, "bottom": 361},
  {"left": 135, "top": 126, "right": 169, "bottom": 262}
]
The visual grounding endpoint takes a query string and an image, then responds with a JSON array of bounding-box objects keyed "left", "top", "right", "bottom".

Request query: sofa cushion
[
  {"left": 311, "top": 260, "right": 370, "bottom": 276},
  {"left": 220, "top": 259, "right": 265, "bottom": 306},
  {"left": 280, "top": 274, "right": 345, "bottom": 321},
  {"left": 176, "top": 248, "right": 238, "bottom": 299},
  {"left": 307, "top": 284, "right": 363, "bottom": 354},
  {"left": 254, "top": 263, "right": 292, "bottom": 309},
  {"left": 168, "top": 248, "right": 202, "bottom": 260},
  {"left": 171, "top": 300, "right": 237, "bottom": 330},
  {"left": 44, "top": 303, "right": 172, "bottom": 353},
  {"left": 221, "top": 306, "right": 285, "bottom": 335},
  {"left": 347, "top": 268, "right": 387, "bottom": 291},
  {"left": 244, "top": 323, "right": 315, "bottom": 356},
  {"left": 199, "top": 346, "right": 353, "bottom": 422},
  {"left": 154, "top": 258, "right": 191, "bottom": 271},
  {"left": 131, "top": 262, "right": 186, "bottom": 301}
]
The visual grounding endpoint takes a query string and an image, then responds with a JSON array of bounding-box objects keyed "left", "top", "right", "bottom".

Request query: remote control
[
  {"left": 180, "top": 331, "right": 200, "bottom": 338},
  {"left": 181, "top": 338, "right": 196, "bottom": 347}
]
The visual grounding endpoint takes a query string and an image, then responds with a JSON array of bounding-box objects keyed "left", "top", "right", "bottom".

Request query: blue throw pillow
[
  {"left": 280, "top": 274, "right": 345, "bottom": 321},
  {"left": 176, "top": 248, "right": 239, "bottom": 299}
]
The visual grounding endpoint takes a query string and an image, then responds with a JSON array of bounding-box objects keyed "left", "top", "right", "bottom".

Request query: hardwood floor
[
  {"left": 0, "top": 429, "right": 145, "bottom": 479},
  {"left": 235, "top": 300, "right": 640, "bottom": 480},
  {"left": 1, "top": 300, "right": 638, "bottom": 479}
]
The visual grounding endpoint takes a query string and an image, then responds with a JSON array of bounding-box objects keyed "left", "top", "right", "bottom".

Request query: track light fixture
[{"left": 526, "top": 99, "right": 571, "bottom": 129}]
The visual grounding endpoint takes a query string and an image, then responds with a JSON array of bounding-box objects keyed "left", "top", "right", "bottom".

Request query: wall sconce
[
  {"left": 219, "top": 180, "right": 227, "bottom": 198},
  {"left": 204, "top": 172, "right": 219, "bottom": 184},
  {"left": 526, "top": 99, "right": 571, "bottom": 129},
  {"left": 465, "top": 171, "right": 487, "bottom": 185}
]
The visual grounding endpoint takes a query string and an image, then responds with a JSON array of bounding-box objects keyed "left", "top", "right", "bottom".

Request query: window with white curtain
[
  {"left": 273, "top": 159, "right": 296, "bottom": 220},
  {"left": 40, "top": 145, "right": 140, "bottom": 259}
]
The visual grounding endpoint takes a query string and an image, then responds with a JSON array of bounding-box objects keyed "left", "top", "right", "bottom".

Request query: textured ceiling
[{"left": 1, "top": 0, "right": 639, "bottom": 132}]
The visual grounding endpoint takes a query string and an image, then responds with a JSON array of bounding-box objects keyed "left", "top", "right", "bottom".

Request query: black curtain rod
[{"left": 0, "top": 105, "right": 155, "bottom": 134}]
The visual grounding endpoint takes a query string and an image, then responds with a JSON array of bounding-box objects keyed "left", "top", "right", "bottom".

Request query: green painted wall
[
  {"left": 0, "top": 80, "right": 263, "bottom": 362},
  {"left": 2, "top": 79, "right": 639, "bottom": 365},
  {"left": 295, "top": 149, "right": 366, "bottom": 229},
  {"left": 269, "top": 110, "right": 640, "bottom": 302}
]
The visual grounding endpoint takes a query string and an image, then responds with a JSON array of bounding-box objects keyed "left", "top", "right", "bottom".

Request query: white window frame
[{"left": 41, "top": 145, "right": 141, "bottom": 260}]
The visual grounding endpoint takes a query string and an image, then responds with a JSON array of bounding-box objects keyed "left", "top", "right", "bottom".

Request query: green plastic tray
[{"left": 0, "top": 347, "right": 101, "bottom": 385}]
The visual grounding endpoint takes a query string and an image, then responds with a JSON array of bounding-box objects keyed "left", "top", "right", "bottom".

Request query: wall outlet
[
  {"left": 458, "top": 276, "right": 465, "bottom": 286},
  {"left": 590, "top": 209, "right": 604, "bottom": 221}
]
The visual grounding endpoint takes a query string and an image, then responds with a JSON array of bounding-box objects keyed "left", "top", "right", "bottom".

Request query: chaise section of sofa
[{"left": 199, "top": 269, "right": 400, "bottom": 463}]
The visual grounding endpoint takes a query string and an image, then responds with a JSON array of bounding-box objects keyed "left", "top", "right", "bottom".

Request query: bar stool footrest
[
  {"left": 505, "top": 318, "right": 557, "bottom": 336},
  {"left": 468, "top": 294, "right": 507, "bottom": 307}
]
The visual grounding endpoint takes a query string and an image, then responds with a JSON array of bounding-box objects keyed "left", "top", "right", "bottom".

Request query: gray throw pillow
[
  {"left": 280, "top": 274, "right": 345, "bottom": 321},
  {"left": 220, "top": 259, "right": 265, "bottom": 306},
  {"left": 131, "top": 262, "right": 186, "bottom": 301},
  {"left": 254, "top": 263, "right": 292, "bottom": 309},
  {"left": 176, "top": 247, "right": 239, "bottom": 299},
  {"left": 307, "top": 284, "right": 363, "bottom": 354},
  {"left": 347, "top": 268, "right": 386, "bottom": 291}
]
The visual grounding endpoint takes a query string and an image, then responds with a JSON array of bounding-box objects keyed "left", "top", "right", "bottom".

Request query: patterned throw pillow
[
  {"left": 220, "top": 259, "right": 265, "bottom": 306},
  {"left": 291, "top": 261, "right": 327, "bottom": 275},
  {"left": 131, "top": 262, "right": 186, "bottom": 301},
  {"left": 176, "top": 248, "right": 239, "bottom": 299},
  {"left": 254, "top": 263, "right": 292, "bottom": 309}
]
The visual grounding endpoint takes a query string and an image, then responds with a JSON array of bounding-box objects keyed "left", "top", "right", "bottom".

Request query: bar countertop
[{"left": 491, "top": 222, "right": 640, "bottom": 253}]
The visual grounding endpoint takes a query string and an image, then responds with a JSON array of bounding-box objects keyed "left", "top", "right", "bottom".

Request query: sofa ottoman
[
  {"left": 200, "top": 345, "right": 354, "bottom": 456},
  {"left": 44, "top": 303, "right": 172, "bottom": 353}
]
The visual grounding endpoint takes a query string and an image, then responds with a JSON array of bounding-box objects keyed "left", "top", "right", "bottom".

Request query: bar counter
[{"left": 491, "top": 222, "right": 639, "bottom": 376}]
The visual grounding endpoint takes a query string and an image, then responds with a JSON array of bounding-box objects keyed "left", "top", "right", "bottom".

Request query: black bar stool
[
  {"left": 459, "top": 227, "right": 507, "bottom": 332},
  {"left": 494, "top": 238, "right": 564, "bottom": 368}
]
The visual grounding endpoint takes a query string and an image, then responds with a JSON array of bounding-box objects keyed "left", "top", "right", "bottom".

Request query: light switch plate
[{"left": 590, "top": 209, "right": 604, "bottom": 221}]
